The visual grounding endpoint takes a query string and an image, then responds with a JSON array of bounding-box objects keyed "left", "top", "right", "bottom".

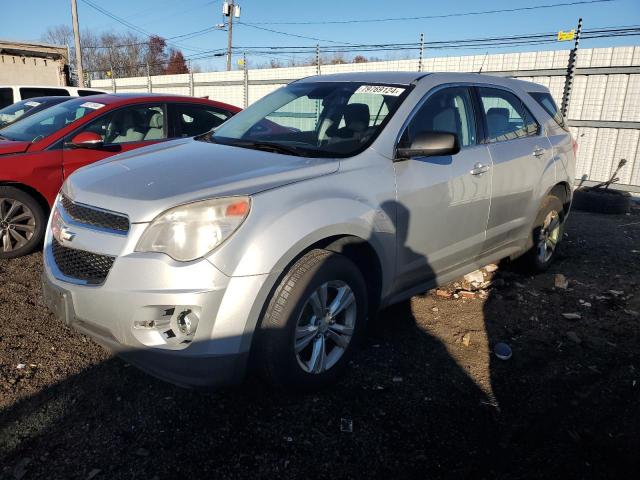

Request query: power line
[
  {"left": 237, "top": 22, "right": 357, "bottom": 45},
  {"left": 79, "top": 0, "right": 209, "bottom": 52},
  {"left": 84, "top": 25, "right": 640, "bottom": 74},
  {"left": 241, "top": 0, "right": 615, "bottom": 25}
]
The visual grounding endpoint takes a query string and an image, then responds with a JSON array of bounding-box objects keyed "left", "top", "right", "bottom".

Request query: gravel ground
[{"left": 1, "top": 208, "right": 639, "bottom": 479}]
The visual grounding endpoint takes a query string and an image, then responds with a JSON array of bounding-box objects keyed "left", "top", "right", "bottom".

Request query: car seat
[{"left": 144, "top": 111, "right": 164, "bottom": 140}]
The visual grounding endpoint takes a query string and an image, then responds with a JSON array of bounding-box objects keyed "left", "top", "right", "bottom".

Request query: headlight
[{"left": 135, "top": 197, "right": 250, "bottom": 262}]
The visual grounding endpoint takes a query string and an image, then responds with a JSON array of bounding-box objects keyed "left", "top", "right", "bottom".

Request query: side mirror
[
  {"left": 396, "top": 131, "right": 460, "bottom": 160},
  {"left": 68, "top": 132, "right": 104, "bottom": 149}
]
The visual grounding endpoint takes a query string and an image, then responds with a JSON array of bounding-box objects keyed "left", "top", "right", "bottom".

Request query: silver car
[{"left": 42, "top": 72, "right": 575, "bottom": 389}]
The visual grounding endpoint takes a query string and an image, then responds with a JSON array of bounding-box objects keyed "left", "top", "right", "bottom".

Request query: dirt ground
[{"left": 1, "top": 207, "right": 639, "bottom": 479}]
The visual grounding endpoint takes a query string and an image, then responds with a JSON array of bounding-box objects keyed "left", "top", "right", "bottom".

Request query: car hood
[
  {"left": 0, "top": 140, "right": 31, "bottom": 155},
  {"left": 63, "top": 138, "right": 339, "bottom": 223}
]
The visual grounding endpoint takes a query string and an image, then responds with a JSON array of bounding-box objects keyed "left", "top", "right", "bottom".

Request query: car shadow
[{"left": 1, "top": 207, "right": 638, "bottom": 478}]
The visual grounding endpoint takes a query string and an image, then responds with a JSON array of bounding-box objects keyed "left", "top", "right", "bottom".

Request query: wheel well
[
  {"left": 317, "top": 235, "right": 383, "bottom": 317},
  {"left": 0, "top": 181, "right": 51, "bottom": 216},
  {"left": 549, "top": 182, "right": 572, "bottom": 217}
]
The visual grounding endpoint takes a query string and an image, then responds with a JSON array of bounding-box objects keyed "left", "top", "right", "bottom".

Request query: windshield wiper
[{"left": 225, "top": 140, "right": 309, "bottom": 157}]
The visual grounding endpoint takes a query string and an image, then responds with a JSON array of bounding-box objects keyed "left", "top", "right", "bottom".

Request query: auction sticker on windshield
[
  {"left": 355, "top": 85, "right": 405, "bottom": 96},
  {"left": 25, "top": 101, "right": 41, "bottom": 107},
  {"left": 80, "top": 102, "right": 105, "bottom": 110}
]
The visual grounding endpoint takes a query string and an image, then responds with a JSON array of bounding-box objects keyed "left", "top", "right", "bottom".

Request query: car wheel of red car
[{"left": 0, "top": 186, "right": 46, "bottom": 259}]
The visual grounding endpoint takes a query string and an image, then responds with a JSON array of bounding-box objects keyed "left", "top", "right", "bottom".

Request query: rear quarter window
[
  {"left": 0, "top": 88, "right": 14, "bottom": 109},
  {"left": 20, "top": 87, "right": 70, "bottom": 99},
  {"left": 529, "top": 91, "right": 567, "bottom": 131},
  {"left": 78, "top": 90, "right": 103, "bottom": 97}
]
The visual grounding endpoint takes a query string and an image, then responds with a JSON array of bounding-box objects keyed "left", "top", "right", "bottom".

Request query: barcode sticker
[
  {"left": 355, "top": 85, "right": 405, "bottom": 96},
  {"left": 80, "top": 102, "right": 105, "bottom": 110}
]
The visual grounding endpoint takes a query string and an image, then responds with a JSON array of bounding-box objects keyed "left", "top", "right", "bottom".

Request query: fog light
[{"left": 177, "top": 310, "right": 198, "bottom": 335}]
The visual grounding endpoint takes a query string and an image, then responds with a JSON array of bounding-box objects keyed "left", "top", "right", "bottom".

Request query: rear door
[
  {"left": 475, "top": 86, "right": 553, "bottom": 252},
  {"left": 62, "top": 103, "right": 167, "bottom": 178},
  {"left": 394, "top": 86, "right": 492, "bottom": 288}
]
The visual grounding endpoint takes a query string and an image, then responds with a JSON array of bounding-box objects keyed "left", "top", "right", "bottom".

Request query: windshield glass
[
  {"left": 0, "top": 99, "right": 42, "bottom": 128},
  {"left": 209, "top": 82, "right": 409, "bottom": 158},
  {"left": 0, "top": 98, "right": 104, "bottom": 142}
]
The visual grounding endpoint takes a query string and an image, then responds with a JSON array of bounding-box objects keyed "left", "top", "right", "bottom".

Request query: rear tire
[
  {"left": 519, "top": 194, "right": 564, "bottom": 273},
  {"left": 255, "top": 249, "right": 367, "bottom": 391},
  {"left": 0, "top": 187, "right": 46, "bottom": 259}
]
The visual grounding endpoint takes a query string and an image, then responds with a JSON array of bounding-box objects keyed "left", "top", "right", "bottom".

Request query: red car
[{"left": 0, "top": 94, "right": 240, "bottom": 258}]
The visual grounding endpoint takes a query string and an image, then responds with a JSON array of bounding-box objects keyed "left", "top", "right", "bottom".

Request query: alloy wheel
[
  {"left": 537, "top": 210, "right": 561, "bottom": 264},
  {"left": 294, "top": 280, "right": 357, "bottom": 374},
  {"left": 0, "top": 198, "right": 36, "bottom": 253}
]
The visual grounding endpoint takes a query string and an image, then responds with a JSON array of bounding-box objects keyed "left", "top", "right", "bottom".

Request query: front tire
[
  {"left": 0, "top": 187, "right": 46, "bottom": 259},
  {"left": 255, "top": 249, "right": 367, "bottom": 390}
]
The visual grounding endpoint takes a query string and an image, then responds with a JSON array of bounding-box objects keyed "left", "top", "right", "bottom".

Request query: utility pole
[
  {"left": 70, "top": 0, "right": 84, "bottom": 87},
  {"left": 223, "top": 1, "right": 241, "bottom": 71},
  {"left": 316, "top": 44, "right": 321, "bottom": 75},
  {"left": 418, "top": 33, "right": 424, "bottom": 72},
  {"left": 561, "top": 18, "right": 582, "bottom": 118}
]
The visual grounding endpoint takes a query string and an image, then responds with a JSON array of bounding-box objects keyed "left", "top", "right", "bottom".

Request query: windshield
[
  {"left": 0, "top": 98, "right": 105, "bottom": 142},
  {"left": 209, "top": 82, "right": 410, "bottom": 158},
  {"left": 0, "top": 99, "right": 43, "bottom": 128}
]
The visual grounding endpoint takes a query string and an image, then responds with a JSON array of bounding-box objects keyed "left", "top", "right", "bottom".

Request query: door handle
[
  {"left": 470, "top": 163, "right": 490, "bottom": 176},
  {"left": 533, "top": 147, "right": 545, "bottom": 157}
]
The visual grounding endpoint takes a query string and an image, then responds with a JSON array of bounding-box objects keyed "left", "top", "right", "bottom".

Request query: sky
[{"left": 2, "top": 0, "right": 640, "bottom": 71}]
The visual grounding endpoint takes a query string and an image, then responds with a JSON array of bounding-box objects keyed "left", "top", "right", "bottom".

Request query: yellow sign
[
  {"left": 557, "top": 30, "right": 576, "bottom": 41},
  {"left": 237, "top": 59, "right": 245, "bottom": 66}
]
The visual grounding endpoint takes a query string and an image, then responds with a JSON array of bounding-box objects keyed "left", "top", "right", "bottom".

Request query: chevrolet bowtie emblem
[{"left": 60, "top": 227, "right": 76, "bottom": 242}]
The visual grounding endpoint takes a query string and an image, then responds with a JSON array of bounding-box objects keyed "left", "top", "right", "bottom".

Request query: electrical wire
[{"left": 242, "top": 0, "right": 615, "bottom": 25}]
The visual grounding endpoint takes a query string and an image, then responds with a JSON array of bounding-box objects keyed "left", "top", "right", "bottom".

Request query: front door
[
  {"left": 394, "top": 86, "right": 492, "bottom": 290},
  {"left": 62, "top": 103, "right": 167, "bottom": 178}
]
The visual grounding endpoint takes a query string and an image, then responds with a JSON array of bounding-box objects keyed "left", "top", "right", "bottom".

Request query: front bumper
[{"left": 42, "top": 239, "right": 268, "bottom": 388}]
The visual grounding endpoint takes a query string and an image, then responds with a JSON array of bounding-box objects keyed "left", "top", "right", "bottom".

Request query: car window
[
  {"left": 0, "top": 99, "right": 38, "bottom": 127},
  {"left": 19, "top": 87, "right": 70, "bottom": 99},
  {"left": 0, "top": 88, "right": 13, "bottom": 109},
  {"left": 400, "top": 86, "right": 477, "bottom": 148},
  {"left": 78, "top": 104, "right": 166, "bottom": 144},
  {"left": 78, "top": 90, "right": 102, "bottom": 97},
  {"left": 0, "top": 97, "right": 101, "bottom": 142},
  {"left": 477, "top": 87, "right": 539, "bottom": 142},
  {"left": 173, "top": 104, "right": 232, "bottom": 137},
  {"left": 212, "top": 82, "right": 408, "bottom": 158},
  {"left": 529, "top": 91, "right": 567, "bottom": 130}
]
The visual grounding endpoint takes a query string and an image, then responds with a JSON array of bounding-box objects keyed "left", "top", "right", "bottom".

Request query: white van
[{"left": 0, "top": 85, "right": 106, "bottom": 109}]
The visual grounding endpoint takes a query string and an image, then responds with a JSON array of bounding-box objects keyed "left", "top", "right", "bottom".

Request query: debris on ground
[
  {"left": 87, "top": 469, "right": 101, "bottom": 479},
  {"left": 464, "top": 270, "right": 485, "bottom": 286},
  {"left": 555, "top": 274, "right": 569, "bottom": 289},
  {"left": 567, "top": 331, "right": 582, "bottom": 344},
  {"left": 562, "top": 313, "right": 582, "bottom": 320},
  {"left": 494, "top": 342, "right": 512, "bottom": 360},
  {"left": 484, "top": 264, "right": 499, "bottom": 273},
  {"left": 462, "top": 332, "right": 471, "bottom": 347},
  {"left": 340, "top": 418, "right": 353, "bottom": 433}
]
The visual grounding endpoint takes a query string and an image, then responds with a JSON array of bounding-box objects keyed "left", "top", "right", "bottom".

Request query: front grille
[
  {"left": 51, "top": 239, "right": 115, "bottom": 285},
  {"left": 61, "top": 195, "right": 129, "bottom": 233}
]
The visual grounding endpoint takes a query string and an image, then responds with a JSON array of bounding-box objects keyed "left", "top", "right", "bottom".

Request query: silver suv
[{"left": 42, "top": 72, "right": 575, "bottom": 389}]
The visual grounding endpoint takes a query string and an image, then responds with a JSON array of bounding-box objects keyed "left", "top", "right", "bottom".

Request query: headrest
[
  {"left": 487, "top": 107, "right": 510, "bottom": 120},
  {"left": 148, "top": 112, "right": 163, "bottom": 128},
  {"left": 344, "top": 103, "right": 370, "bottom": 132},
  {"left": 431, "top": 107, "right": 459, "bottom": 135}
]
